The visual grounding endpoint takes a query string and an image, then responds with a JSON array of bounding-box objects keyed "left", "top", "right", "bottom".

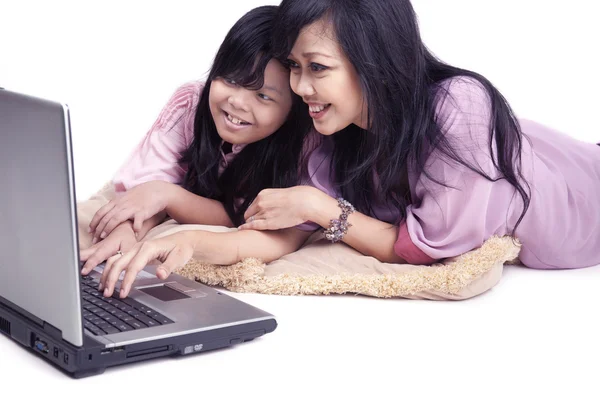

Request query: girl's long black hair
[
  {"left": 179, "top": 5, "right": 312, "bottom": 226},
  {"left": 272, "top": 0, "right": 530, "bottom": 234}
]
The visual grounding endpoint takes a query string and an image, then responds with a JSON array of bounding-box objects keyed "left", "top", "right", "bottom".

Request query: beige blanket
[{"left": 77, "top": 183, "right": 521, "bottom": 300}]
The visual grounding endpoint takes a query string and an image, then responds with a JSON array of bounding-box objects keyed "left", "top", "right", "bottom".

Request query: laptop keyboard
[{"left": 80, "top": 275, "right": 174, "bottom": 336}]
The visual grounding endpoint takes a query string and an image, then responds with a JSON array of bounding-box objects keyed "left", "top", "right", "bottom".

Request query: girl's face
[
  {"left": 286, "top": 19, "right": 367, "bottom": 135},
  {"left": 209, "top": 59, "right": 293, "bottom": 145}
]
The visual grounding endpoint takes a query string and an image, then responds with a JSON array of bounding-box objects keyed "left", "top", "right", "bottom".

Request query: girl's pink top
[{"left": 112, "top": 81, "right": 245, "bottom": 193}]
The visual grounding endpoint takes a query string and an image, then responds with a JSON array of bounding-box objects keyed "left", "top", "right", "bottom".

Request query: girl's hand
[
  {"left": 80, "top": 222, "right": 138, "bottom": 276},
  {"left": 89, "top": 181, "right": 174, "bottom": 242},
  {"left": 100, "top": 232, "right": 195, "bottom": 299},
  {"left": 239, "top": 186, "right": 326, "bottom": 231}
]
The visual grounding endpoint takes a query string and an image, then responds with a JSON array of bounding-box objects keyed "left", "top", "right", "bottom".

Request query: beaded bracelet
[{"left": 323, "top": 197, "right": 355, "bottom": 243}]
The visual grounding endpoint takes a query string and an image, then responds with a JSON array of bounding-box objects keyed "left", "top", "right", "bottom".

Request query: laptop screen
[{"left": 0, "top": 89, "right": 84, "bottom": 347}]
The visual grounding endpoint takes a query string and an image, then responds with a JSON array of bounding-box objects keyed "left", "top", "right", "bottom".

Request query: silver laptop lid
[{"left": 0, "top": 88, "right": 84, "bottom": 346}]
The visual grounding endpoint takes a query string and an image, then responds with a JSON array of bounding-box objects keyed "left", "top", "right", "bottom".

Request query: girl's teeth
[{"left": 226, "top": 113, "right": 248, "bottom": 125}]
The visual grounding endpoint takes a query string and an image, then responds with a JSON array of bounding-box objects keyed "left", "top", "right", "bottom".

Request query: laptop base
[{"left": 1, "top": 296, "right": 276, "bottom": 378}]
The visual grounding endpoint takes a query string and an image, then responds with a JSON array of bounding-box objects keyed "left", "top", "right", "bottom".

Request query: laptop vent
[{"left": 0, "top": 316, "right": 10, "bottom": 336}]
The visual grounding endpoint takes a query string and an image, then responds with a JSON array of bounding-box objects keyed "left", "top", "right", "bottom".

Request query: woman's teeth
[
  {"left": 309, "top": 104, "right": 330, "bottom": 113},
  {"left": 226, "top": 113, "right": 250, "bottom": 125}
]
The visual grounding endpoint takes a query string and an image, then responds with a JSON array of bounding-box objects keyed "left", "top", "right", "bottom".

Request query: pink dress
[
  {"left": 303, "top": 77, "right": 600, "bottom": 269},
  {"left": 112, "top": 81, "right": 245, "bottom": 192}
]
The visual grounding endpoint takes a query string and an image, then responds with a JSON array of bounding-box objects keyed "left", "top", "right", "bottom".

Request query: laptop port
[{"left": 34, "top": 339, "right": 49, "bottom": 354}]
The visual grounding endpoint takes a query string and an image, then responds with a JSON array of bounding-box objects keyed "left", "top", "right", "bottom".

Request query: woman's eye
[
  {"left": 224, "top": 78, "right": 237, "bottom": 85},
  {"left": 258, "top": 93, "right": 272, "bottom": 101},
  {"left": 310, "top": 63, "right": 327, "bottom": 72},
  {"left": 285, "top": 59, "right": 299, "bottom": 68}
]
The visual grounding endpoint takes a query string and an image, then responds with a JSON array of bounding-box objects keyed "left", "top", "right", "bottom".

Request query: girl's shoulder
[
  {"left": 168, "top": 80, "right": 205, "bottom": 107},
  {"left": 156, "top": 80, "right": 206, "bottom": 147}
]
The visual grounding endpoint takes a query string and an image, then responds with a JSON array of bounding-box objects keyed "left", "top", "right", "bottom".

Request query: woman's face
[
  {"left": 209, "top": 59, "right": 293, "bottom": 145},
  {"left": 285, "top": 18, "right": 367, "bottom": 135}
]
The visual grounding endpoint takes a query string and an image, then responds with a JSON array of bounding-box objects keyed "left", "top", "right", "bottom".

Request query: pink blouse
[{"left": 302, "top": 77, "right": 600, "bottom": 269}]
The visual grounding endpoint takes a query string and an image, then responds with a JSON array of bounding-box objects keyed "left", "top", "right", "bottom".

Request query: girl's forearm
[
  {"left": 137, "top": 211, "right": 168, "bottom": 240},
  {"left": 185, "top": 227, "right": 311, "bottom": 265},
  {"left": 166, "top": 185, "right": 234, "bottom": 227}
]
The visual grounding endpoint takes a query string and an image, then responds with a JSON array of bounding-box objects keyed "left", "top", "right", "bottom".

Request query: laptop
[{"left": 0, "top": 87, "right": 277, "bottom": 378}]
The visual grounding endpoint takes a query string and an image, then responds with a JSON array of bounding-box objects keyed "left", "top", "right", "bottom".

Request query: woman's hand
[
  {"left": 80, "top": 222, "right": 138, "bottom": 276},
  {"left": 89, "top": 181, "right": 175, "bottom": 242},
  {"left": 239, "top": 186, "right": 329, "bottom": 231},
  {"left": 99, "top": 232, "right": 196, "bottom": 299}
]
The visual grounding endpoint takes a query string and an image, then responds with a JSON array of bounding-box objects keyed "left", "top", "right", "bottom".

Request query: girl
[
  {"left": 101, "top": 0, "right": 600, "bottom": 299},
  {"left": 80, "top": 5, "right": 312, "bottom": 278}
]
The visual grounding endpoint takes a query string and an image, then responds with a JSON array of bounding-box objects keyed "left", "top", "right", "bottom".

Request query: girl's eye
[
  {"left": 258, "top": 93, "right": 272, "bottom": 101},
  {"left": 310, "top": 63, "right": 327, "bottom": 72},
  {"left": 285, "top": 59, "right": 299, "bottom": 68},
  {"left": 224, "top": 78, "right": 237, "bottom": 85}
]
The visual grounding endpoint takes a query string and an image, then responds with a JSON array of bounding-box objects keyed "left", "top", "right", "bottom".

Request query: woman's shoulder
[{"left": 433, "top": 76, "right": 491, "bottom": 119}]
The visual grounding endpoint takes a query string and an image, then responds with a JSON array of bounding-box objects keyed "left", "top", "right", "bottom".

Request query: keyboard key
[
  {"left": 84, "top": 322, "right": 105, "bottom": 336},
  {"left": 120, "top": 298, "right": 138, "bottom": 307},
  {"left": 116, "top": 323, "right": 133, "bottom": 332},
  {"left": 102, "top": 326, "right": 120, "bottom": 335},
  {"left": 96, "top": 321, "right": 111, "bottom": 330},
  {"left": 149, "top": 312, "right": 173, "bottom": 325},
  {"left": 129, "top": 320, "right": 145, "bottom": 329},
  {"left": 136, "top": 314, "right": 158, "bottom": 327},
  {"left": 88, "top": 306, "right": 103, "bottom": 315},
  {"left": 96, "top": 301, "right": 111, "bottom": 311},
  {"left": 138, "top": 306, "right": 154, "bottom": 315},
  {"left": 115, "top": 311, "right": 129, "bottom": 320},
  {"left": 111, "top": 300, "right": 132, "bottom": 311},
  {"left": 127, "top": 310, "right": 142, "bottom": 318},
  {"left": 89, "top": 298, "right": 103, "bottom": 306}
]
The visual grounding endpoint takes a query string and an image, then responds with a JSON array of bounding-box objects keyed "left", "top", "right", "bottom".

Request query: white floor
[{"left": 2, "top": 263, "right": 600, "bottom": 399}]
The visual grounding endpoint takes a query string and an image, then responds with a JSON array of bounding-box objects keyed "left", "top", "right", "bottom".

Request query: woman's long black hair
[
  {"left": 272, "top": 0, "right": 530, "bottom": 234},
  {"left": 179, "top": 5, "right": 312, "bottom": 226}
]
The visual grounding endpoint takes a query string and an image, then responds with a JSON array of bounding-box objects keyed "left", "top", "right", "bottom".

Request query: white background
[{"left": 1, "top": 0, "right": 599, "bottom": 399}]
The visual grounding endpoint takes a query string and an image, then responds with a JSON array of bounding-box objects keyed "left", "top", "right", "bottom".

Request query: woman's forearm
[
  {"left": 307, "top": 191, "right": 406, "bottom": 264},
  {"left": 166, "top": 185, "right": 234, "bottom": 227},
  {"left": 186, "top": 227, "right": 311, "bottom": 265}
]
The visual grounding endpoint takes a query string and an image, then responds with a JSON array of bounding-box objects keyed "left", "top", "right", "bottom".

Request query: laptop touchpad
[{"left": 139, "top": 285, "right": 189, "bottom": 301}]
